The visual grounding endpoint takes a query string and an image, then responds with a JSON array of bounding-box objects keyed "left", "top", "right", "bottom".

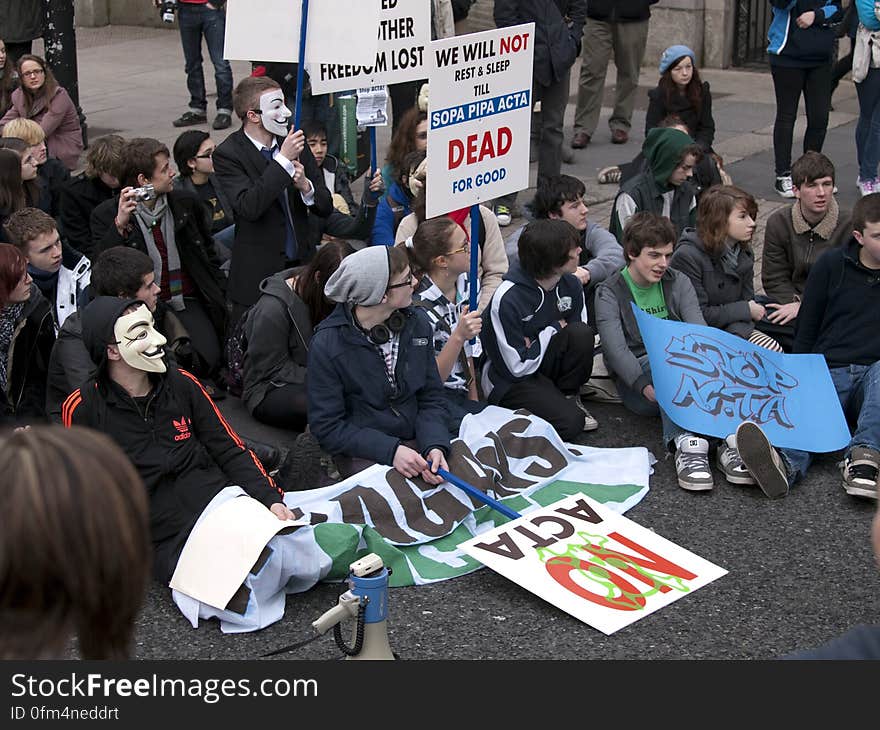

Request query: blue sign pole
[
  {"left": 369, "top": 126, "right": 377, "bottom": 176},
  {"left": 469, "top": 203, "right": 480, "bottom": 313},
  {"left": 434, "top": 466, "right": 521, "bottom": 521},
  {"left": 293, "top": 0, "right": 310, "bottom": 129}
]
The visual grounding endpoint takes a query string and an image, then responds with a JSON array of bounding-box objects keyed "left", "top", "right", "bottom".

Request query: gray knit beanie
[{"left": 324, "top": 246, "right": 391, "bottom": 306}]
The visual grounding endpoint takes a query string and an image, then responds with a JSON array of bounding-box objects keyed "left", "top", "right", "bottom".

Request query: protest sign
[
  {"left": 426, "top": 24, "right": 534, "bottom": 218},
  {"left": 459, "top": 494, "right": 727, "bottom": 635},
  {"left": 224, "top": 0, "right": 379, "bottom": 65},
  {"left": 172, "top": 407, "right": 651, "bottom": 632},
  {"left": 632, "top": 305, "right": 851, "bottom": 452},
  {"left": 308, "top": 0, "right": 431, "bottom": 94}
]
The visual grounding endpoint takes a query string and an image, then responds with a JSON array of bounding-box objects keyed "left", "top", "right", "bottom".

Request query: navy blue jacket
[
  {"left": 768, "top": 1, "right": 843, "bottom": 67},
  {"left": 307, "top": 303, "right": 451, "bottom": 466},
  {"left": 480, "top": 263, "right": 588, "bottom": 402}
]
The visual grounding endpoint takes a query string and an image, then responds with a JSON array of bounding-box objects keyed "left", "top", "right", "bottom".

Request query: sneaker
[
  {"left": 173, "top": 110, "right": 208, "bottom": 127},
  {"left": 280, "top": 431, "right": 339, "bottom": 491},
  {"left": 597, "top": 165, "right": 622, "bottom": 185},
  {"left": 735, "top": 421, "right": 790, "bottom": 499},
  {"left": 674, "top": 434, "right": 714, "bottom": 491},
  {"left": 716, "top": 434, "right": 756, "bottom": 486},
  {"left": 212, "top": 112, "right": 232, "bottom": 130},
  {"left": 775, "top": 175, "right": 795, "bottom": 198},
  {"left": 566, "top": 394, "right": 599, "bottom": 431},
  {"left": 857, "top": 177, "right": 877, "bottom": 197},
  {"left": 841, "top": 446, "right": 879, "bottom": 499},
  {"left": 494, "top": 204, "right": 512, "bottom": 227}
]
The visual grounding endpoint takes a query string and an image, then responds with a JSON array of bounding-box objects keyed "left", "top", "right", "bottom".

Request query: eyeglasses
[
  {"left": 195, "top": 150, "right": 214, "bottom": 159},
  {"left": 386, "top": 271, "right": 414, "bottom": 290},
  {"left": 446, "top": 240, "right": 470, "bottom": 256},
  {"left": 20, "top": 68, "right": 44, "bottom": 78}
]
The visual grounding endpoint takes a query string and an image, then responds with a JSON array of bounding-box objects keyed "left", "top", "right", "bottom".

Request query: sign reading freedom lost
[
  {"left": 460, "top": 494, "right": 727, "bottom": 635},
  {"left": 426, "top": 24, "right": 534, "bottom": 218},
  {"left": 308, "top": 0, "right": 430, "bottom": 94}
]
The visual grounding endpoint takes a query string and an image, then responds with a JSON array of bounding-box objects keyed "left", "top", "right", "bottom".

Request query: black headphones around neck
[{"left": 369, "top": 309, "right": 406, "bottom": 345}]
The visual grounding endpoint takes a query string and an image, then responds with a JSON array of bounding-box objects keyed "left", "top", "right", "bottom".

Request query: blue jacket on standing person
[
  {"left": 768, "top": 1, "right": 844, "bottom": 66},
  {"left": 307, "top": 303, "right": 451, "bottom": 466},
  {"left": 371, "top": 181, "right": 411, "bottom": 246}
]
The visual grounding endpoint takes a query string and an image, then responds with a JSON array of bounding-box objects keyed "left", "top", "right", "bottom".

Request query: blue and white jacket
[
  {"left": 480, "top": 263, "right": 587, "bottom": 402},
  {"left": 768, "top": 1, "right": 843, "bottom": 67}
]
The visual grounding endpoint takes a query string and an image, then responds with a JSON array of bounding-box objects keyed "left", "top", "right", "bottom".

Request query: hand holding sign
[{"left": 281, "top": 128, "right": 305, "bottom": 161}]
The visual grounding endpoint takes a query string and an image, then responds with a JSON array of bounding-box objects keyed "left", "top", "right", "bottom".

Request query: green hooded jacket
[{"left": 610, "top": 127, "right": 698, "bottom": 241}]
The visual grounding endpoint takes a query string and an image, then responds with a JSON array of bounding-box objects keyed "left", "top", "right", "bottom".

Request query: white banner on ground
[
  {"left": 223, "top": 0, "right": 379, "bottom": 65},
  {"left": 308, "top": 0, "right": 430, "bottom": 94},
  {"left": 460, "top": 494, "right": 727, "bottom": 635},
  {"left": 426, "top": 24, "right": 534, "bottom": 218}
]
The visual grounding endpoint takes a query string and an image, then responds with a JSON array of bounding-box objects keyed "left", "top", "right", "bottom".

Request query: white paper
[{"left": 356, "top": 85, "right": 389, "bottom": 127}]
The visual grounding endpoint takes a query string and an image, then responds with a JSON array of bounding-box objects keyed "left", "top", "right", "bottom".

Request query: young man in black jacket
[
  {"left": 89, "top": 138, "right": 227, "bottom": 378},
  {"left": 212, "top": 75, "right": 332, "bottom": 322},
  {"left": 62, "top": 296, "right": 301, "bottom": 631}
]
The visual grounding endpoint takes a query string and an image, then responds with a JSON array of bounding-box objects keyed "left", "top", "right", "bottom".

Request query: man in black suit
[{"left": 212, "top": 75, "right": 332, "bottom": 321}]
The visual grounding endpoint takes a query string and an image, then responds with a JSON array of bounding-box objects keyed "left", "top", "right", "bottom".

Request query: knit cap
[
  {"left": 659, "top": 45, "right": 695, "bottom": 75},
  {"left": 324, "top": 246, "right": 391, "bottom": 306}
]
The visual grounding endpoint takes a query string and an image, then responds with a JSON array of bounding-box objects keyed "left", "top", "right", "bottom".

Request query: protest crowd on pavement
[{"left": 1, "top": 0, "right": 880, "bottom": 662}]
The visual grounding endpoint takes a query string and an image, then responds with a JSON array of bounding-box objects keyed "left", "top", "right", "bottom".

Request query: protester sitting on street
[
  {"left": 380, "top": 105, "right": 427, "bottom": 193},
  {"left": 4, "top": 207, "right": 89, "bottom": 331},
  {"left": 2, "top": 118, "right": 69, "bottom": 219},
  {"left": 506, "top": 174, "right": 623, "bottom": 323},
  {"left": 404, "top": 217, "right": 486, "bottom": 435},
  {"left": 761, "top": 152, "right": 852, "bottom": 351},
  {"left": 480, "top": 218, "right": 597, "bottom": 441},
  {"left": 0, "top": 146, "right": 38, "bottom": 240},
  {"left": 609, "top": 127, "right": 701, "bottom": 242},
  {"left": 59, "top": 134, "right": 124, "bottom": 261},
  {"left": 372, "top": 149, "right": 424, "bottom": 246},
  {"left": 670, "top": 184, "right": 784, "bottom": 352},
  {"left": 0, "top": 242, "right": 54, "bottom": 425},
  {"left": 394, "top": 162, "right": 509, "bottom": 312},
  {"left": 90, "top": 138, "right": 227, "bottom": 380},
  {"left": 0, "top": 39, "right": 18, "bottom": 120},
  {"left": 301, "top": 119, "right": 384, "bottom": 249},
  {"left": 242, "top": 239, "right": 353, "bottom": 432},
  {"left": 306, "top": 245, "right": 451, "bottom": 484},
  {"left": 62, "top": 297, "right": 299, "bottom": 632},
  {"left": 0, "top": 54, "right": 83, "bottom": 171},
  {"left": 596, "top": 211, "right": 754, "bottom": 492},
  {"left": 737, "top": 193, "right": 880, "bottom": 502},
  {"left": 0, "top": 426, "right": 151, "bottom": 660}
]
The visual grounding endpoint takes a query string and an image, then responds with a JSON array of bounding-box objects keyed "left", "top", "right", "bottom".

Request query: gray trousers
[{"left": 573, "top": 19, "right": 650, "bottom": 136}]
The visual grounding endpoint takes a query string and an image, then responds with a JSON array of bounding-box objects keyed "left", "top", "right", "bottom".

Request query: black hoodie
[{"left": 63, "top": 296, "right": 283, "bottom": 581}]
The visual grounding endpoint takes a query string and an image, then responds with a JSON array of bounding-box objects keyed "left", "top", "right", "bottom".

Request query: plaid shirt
[{"left": 413, "top": 274, "right": 481, "bottom": 392}]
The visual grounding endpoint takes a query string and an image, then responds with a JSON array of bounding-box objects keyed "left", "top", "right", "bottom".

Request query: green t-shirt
[{"left": 621, "top": 267, "right": 668, "bottom": 319}]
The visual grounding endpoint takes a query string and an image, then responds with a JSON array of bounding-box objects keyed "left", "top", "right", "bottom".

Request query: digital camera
[{"left": 130, "top": 184, "right": 156, "bottom": 202}]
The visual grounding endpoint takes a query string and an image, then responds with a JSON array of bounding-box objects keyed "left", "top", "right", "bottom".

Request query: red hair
[{"left": 0, "top": 243, "right": 27, "bottom": 305}]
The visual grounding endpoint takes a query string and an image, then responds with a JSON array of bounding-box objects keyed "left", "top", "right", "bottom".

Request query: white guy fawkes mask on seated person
[
  {"left": 259, "top": 90, "right": 292, "bottom": 137},
  {"left": 113, "top": 305, "right": 168, "bottom": 373}
]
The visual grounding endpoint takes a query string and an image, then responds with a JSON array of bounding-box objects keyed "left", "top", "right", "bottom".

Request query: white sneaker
[
  {"left": 775, "top": 175, "right": 795, "bottom": 198},
  {"left": 566, "top": 394, "right": 599, "bottom": 431},
  {"left": 674, "top": 434, "right": 714, "bottom": 491},
  {"left": 716, "top": 434, "right": 756, "bottom": 486},
  {"left": 494, "top": 204, "right": 511, "bottom": 227},
  {"left": 857, "top": 177, "right": 877, "bottom": 197}
]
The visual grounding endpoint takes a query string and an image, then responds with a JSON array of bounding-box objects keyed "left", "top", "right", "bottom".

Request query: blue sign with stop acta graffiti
[{"left": 631, "top": 304, "right": 850, "bottom": 453}]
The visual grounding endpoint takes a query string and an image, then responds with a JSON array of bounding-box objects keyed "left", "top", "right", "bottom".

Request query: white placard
[
  {"left": 459, "top": 494, "right": 727, "bottom": 635},
  {"left": 356, "top": 85, "right": 389, "bottom": 126},
  {"left": 224, "top": 0, "right": 380, "bottom": 65},
  {"left": 308, "top": 0, "right": 430, "bottom": 94},
  {"left": 426, "top": 24, "right": 534, "bottom": 218}
]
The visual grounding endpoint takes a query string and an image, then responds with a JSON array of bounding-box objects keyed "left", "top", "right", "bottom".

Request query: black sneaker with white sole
[
  {"left": 841, "top": 447, "right": 879, "bottom": 499},
  {"left": 735, "top": 421, "right": 790, "bottom": 499}
]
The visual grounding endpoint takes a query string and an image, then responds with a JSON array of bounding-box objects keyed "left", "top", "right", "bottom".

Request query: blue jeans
[
  {"left": 177, "top": 4, "right": 233, "bottom": 113},
  {"left": 615, "top": 355, "right": 686, "bottom": 450},
  {"left": 855, "top": 67, "right": 880, "bottom": 181},
  {"left": 781, "top": 362, "right": 880, "bottom": 485}
]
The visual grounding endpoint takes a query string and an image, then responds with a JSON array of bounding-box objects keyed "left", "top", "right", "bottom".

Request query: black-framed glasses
[
  {"left": 387, "top": 270, "right": 414, "bottom": 290},
  {"left": 195, "top": 150, "right": 214, "bottom": 159},
  {"left": 21, "top": 68, "right": 44, "bottom": 78}
]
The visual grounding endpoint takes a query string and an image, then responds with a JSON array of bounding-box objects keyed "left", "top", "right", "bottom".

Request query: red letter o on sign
[{"left": 545, "top": 555, "right": 647, "bottom": 611}]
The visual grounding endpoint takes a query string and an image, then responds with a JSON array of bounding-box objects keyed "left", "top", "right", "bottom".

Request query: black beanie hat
[{"left": 80, "top": 296, "right": 143, "bottom": 372}]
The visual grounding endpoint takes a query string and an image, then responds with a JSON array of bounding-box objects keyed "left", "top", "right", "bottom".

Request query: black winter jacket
[
  {"left": 586, "top": 0, "right": 658, "bottom": 22},
  {"left": 0, "top": 283, "right": 54, "bottom": 424},
  {"left": 494, "top": 0, "right": 587, "bottom": 87},
  {"left": 669, "top": 228, "right": 756, "bottom": 340},
  {"left": 63, "top": 367, "right": 284, "bottom": 582},
  {"left": 89, "top": 190, "right": 228, "bottom": 335},
  {"left": 307, "top": 303, "right": 451, "bottom": 466},
  {"left": 59, "top": 173, "right": 118, "bottom": 261},
  {"left": 645, "top": 82, "right": 715, "bottom": 151},
  {"left": 242, "top": 269, "right": 311, "bottom": 415}
]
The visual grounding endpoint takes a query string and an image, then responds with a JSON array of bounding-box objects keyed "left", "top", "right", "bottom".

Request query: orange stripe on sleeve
[
  {"left": 178, "top": 369, "right": 283, "bottom": 497},
  {"left": 61, "top": 390, "right": 82, "bottom": 428}
]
